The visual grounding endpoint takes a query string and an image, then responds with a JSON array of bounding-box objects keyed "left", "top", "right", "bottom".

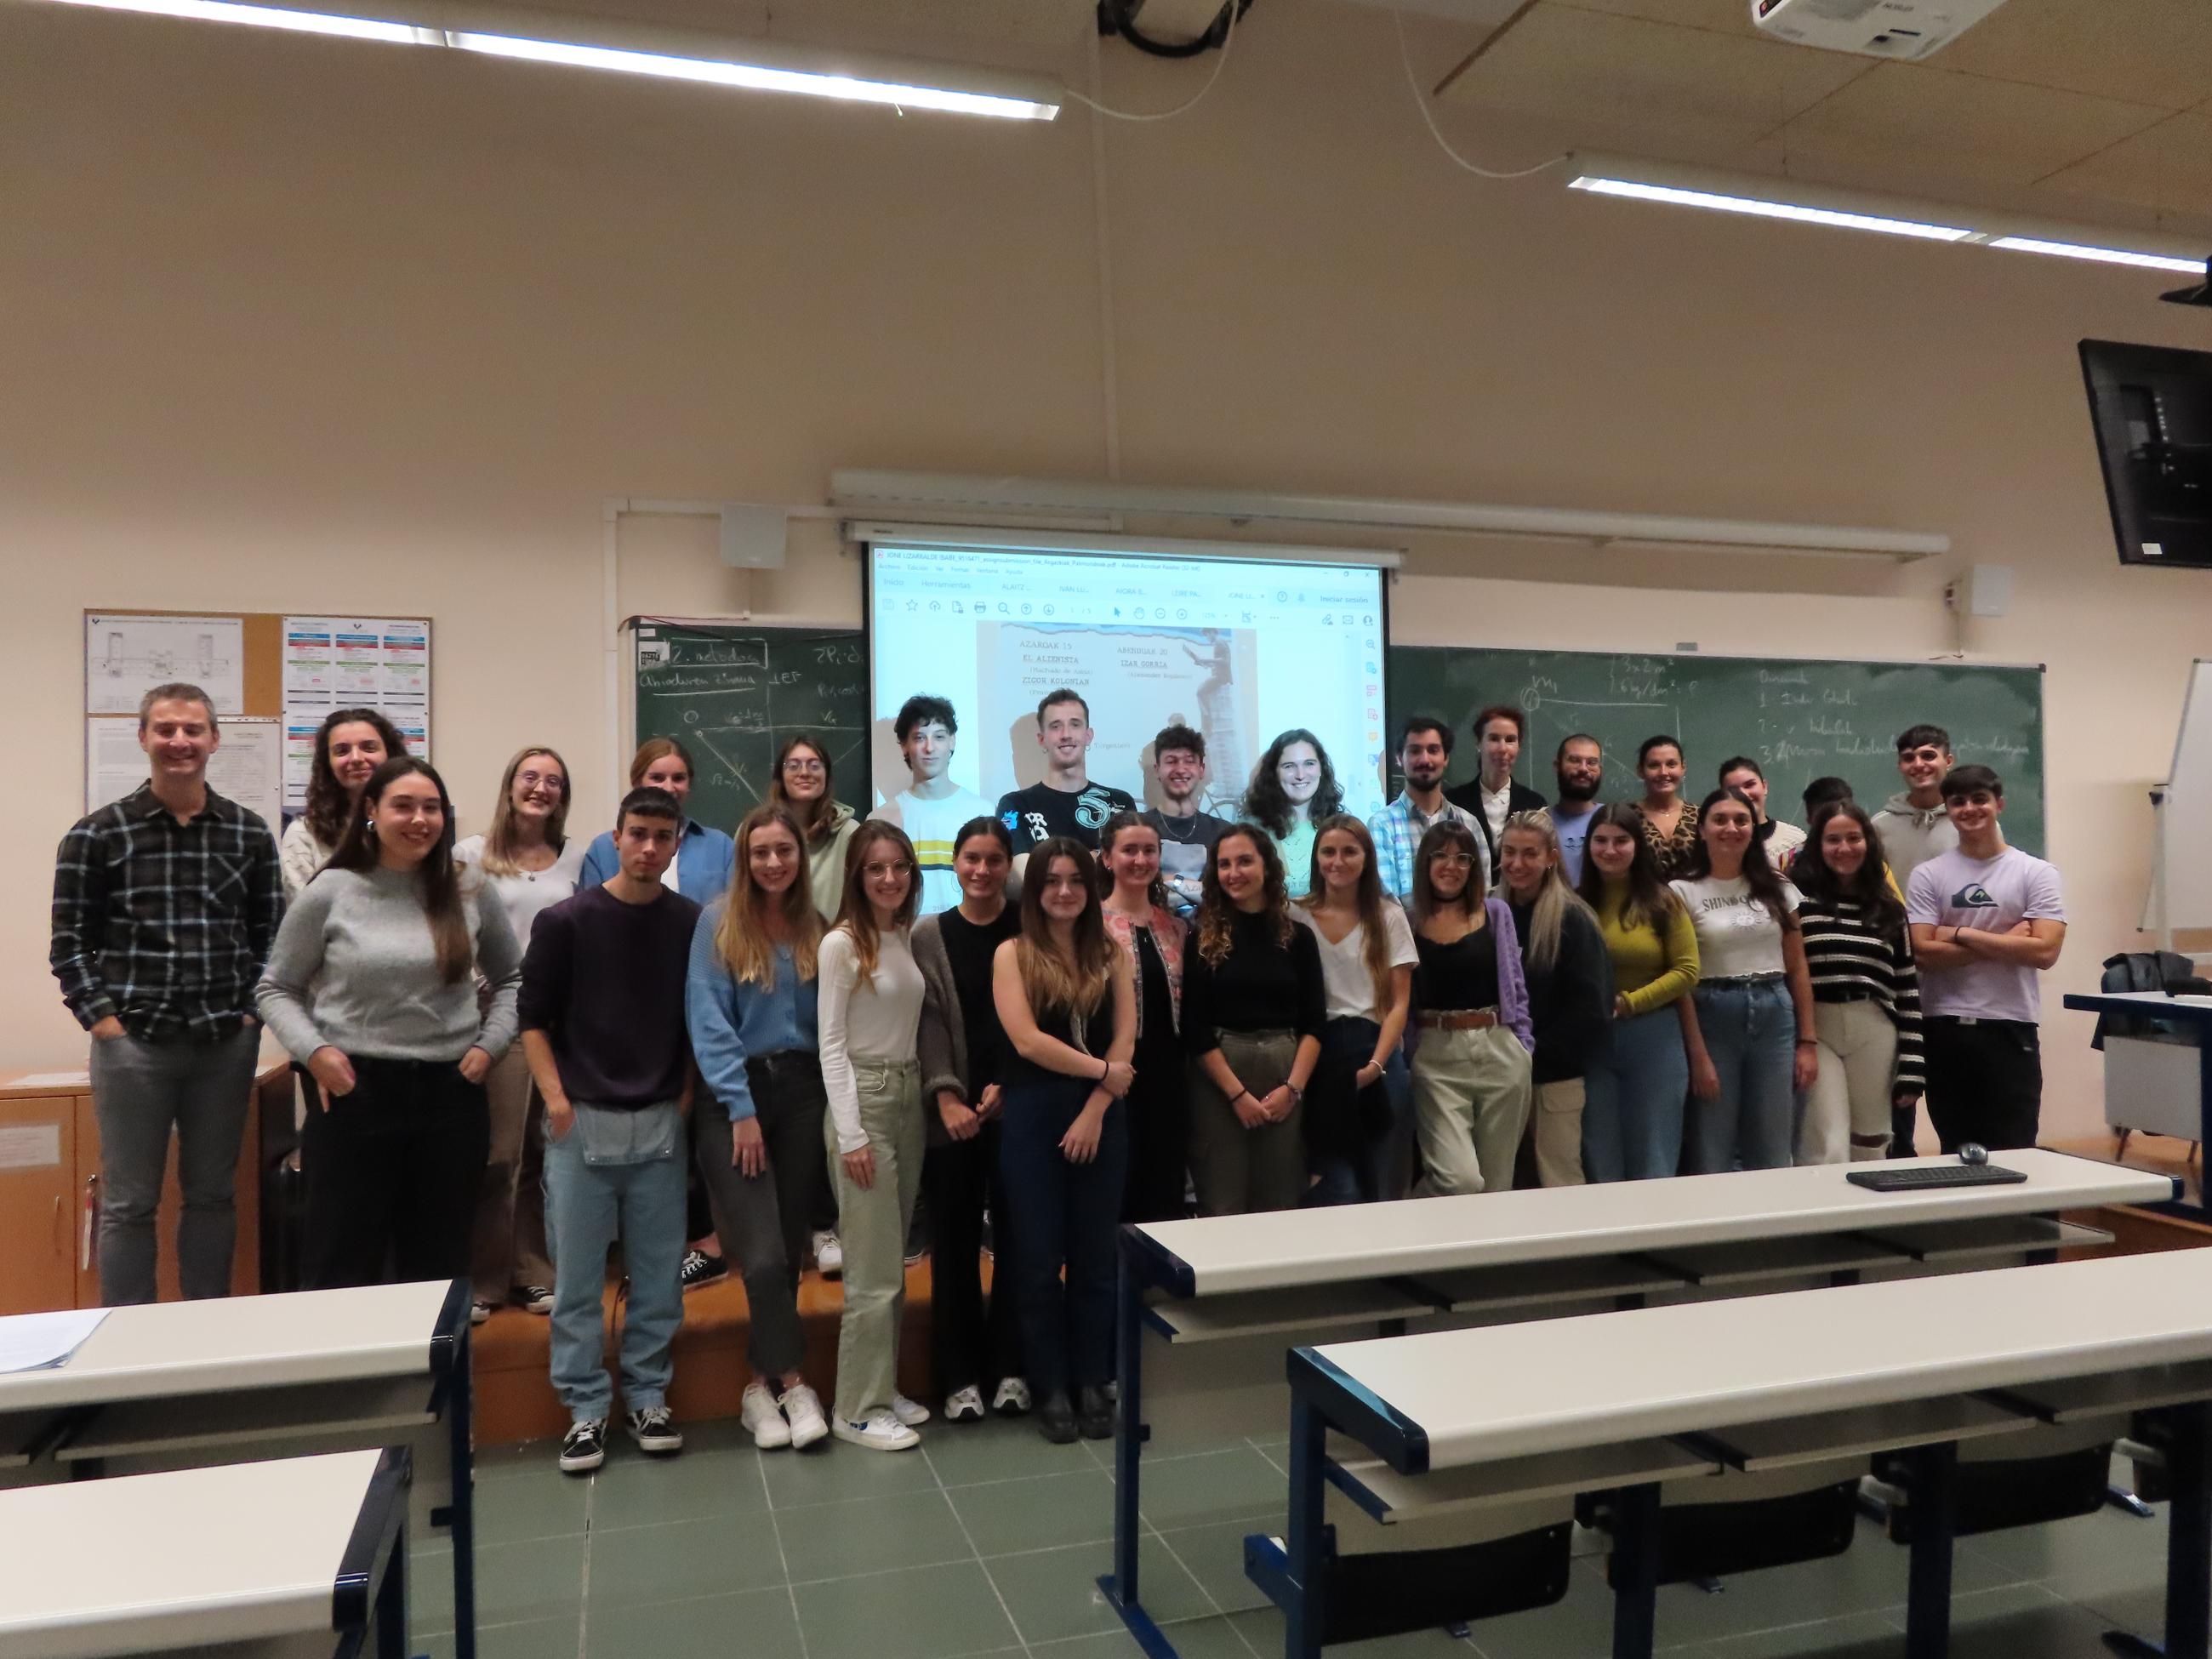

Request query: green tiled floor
[{"left": 423, "top": 1421, "right": 2194, "bottom": 1658}]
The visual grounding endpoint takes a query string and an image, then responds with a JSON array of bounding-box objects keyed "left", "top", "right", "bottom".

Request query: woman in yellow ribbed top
[{"left": 1574, "top": 803, "right": 1699, "bottom": 1180}]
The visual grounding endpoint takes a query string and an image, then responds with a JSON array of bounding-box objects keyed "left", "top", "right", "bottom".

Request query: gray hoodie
[{"left": 1871, "top": 792, "right": 1959, "bottom": 891}]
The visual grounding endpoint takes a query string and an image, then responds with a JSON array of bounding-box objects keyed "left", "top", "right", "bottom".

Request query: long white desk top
[
  {"left": 2066, "top": 991, "right": 2212, "bottom": 1018},
  {"left": 1303, "top": 1247, "right": 2212, "bottom": 1474},
  {"left": 0, "top": 1280, "right": 459, "bottom": 1411},
  {"left": 0, "top": 1448, "right": 388, "bottom": 1658},
  {"left": 1133, "top": 1150, "right": 2169, "bottom": 1296}
]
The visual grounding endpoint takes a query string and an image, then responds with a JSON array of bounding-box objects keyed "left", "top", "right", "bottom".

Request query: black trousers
[
  {"left": 1121, "top": 1028, "right": 1190, "bottom": 1224},
  {"left": 925, "top": 1121, "right": 1023, "bottom": 1400},
  {"left": 301, "top": 1055, "right": 491, "bottom": 1290},
  {"left": 1921, "top": 1017, "right": 2042, "bottom": 1152},
  {"left": 694, "top": 1054, "right": 829, "bottom": 1380}
]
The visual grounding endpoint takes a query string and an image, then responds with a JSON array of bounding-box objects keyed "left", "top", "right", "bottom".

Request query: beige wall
[{"left": 5, "top": 0, "right": 2207, "bottom": 1135}]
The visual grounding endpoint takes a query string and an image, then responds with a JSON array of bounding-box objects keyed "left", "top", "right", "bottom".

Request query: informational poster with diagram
[
  {"left": 84, "top": 613, "right": 245, "bottom": 716},
  {"left": 86, "top": 715, "right": 285, "bottom": 832},
  {"left": 281, "top": 615, "right": 432, "bottom": 810}
]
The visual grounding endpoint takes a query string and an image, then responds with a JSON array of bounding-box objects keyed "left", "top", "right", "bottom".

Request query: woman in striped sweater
[{"left": 1791, "top": 800, "right": 1924, "bottom": 1163}]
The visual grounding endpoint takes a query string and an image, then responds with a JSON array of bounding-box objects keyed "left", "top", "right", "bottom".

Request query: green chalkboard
[
  {"left": 631, "top": 622, "right": 869, "bottom": 838},
  {"left": 1387, "top": 646, "right": 2047, "bottom": 855}
]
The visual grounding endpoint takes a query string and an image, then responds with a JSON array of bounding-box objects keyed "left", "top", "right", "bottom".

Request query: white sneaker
[
  {"left": 741, "top": 1382, "right": 793, "bottom": 1450},
  {"left": 832, "top": 1411, "right": 920, "bottom": 1452},
  {"left": 780, "top": 1382, "right": 830, "bottom": 1450},
  {"left": 992, "top": 1377, "right": 1033, "bottom": 1417},
  {"left": 892, "top": 1393, "right": 931, "bottom": 1428},
  {"left": 812, "top": 1230, "right": 843, "bottom": 1279},
  {"left": 945, "top": 1386, "right": 986, "bottom": 1423}
]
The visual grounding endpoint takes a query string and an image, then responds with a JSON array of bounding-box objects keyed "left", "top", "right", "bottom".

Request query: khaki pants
[
  {"left": 826, "top": 1058, "right": 925, "bottom": 1422},
  {"left": 1529, "top": 1078, "right": 1587, "bottom": 1187},
  {"left": 470, "top": 1046, "right": 554, "bottom": 1303},
  {"left": 1187, "top": 1029, "right": 1307, "bottom": 1217},
  {"left": 1411, "top": 1025, "right": 1532, "bottom": 1197},
  {"left": 1799, "top": 999, "right": 1899, "bottom": 1165}
]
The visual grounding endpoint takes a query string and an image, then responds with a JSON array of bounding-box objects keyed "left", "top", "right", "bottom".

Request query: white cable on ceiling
[
  {"left": 1059, "top": 0, "right": 1240, "bottom": 122},
  {"left": 1394, "top": 8, "right": 1567, "bottom": 180}
]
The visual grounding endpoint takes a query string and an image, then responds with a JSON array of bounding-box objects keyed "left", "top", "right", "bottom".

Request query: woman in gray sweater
[{"left": 259, "top": 757, "right": 522, "bottom": 1289}]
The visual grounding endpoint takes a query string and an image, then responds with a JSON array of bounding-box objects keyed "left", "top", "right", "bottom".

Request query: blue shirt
[
  {"left": 1551, "top": 801, "right": 1601, "bottom": 888},
  {"left": 684, "top": 898, "right": 819, "bottom": 1121},
  {"left": 578, "top": 818, "right": 735, "bottom": 906},
  {"left": 1365, "top": 793, "right": 1489, "bottom": 900}
]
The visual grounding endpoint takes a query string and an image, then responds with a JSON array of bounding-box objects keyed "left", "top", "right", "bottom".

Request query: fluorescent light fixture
[
  {"left": 1570, "top": 174, "right": 1975, "bottom": 242},
  {"left": 1987, "top": 236, "right": 2205, "bottom": 276},
  {"left": 447, "top": 31, "right": 1054, "bottom": 118},
  {"left": 43, "top": 0, "right": 419, "bottom": 41},
  {"left": 26, "top": 0, "right": 1062, "bottom": 119},
  {"left": 1568, "top": 151, "right": 2210, "bottom": 282}
]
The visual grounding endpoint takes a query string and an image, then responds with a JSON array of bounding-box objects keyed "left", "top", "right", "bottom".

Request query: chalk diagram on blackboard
[{"left": 636, "top": 633, "right": 865, "bottom": 808}]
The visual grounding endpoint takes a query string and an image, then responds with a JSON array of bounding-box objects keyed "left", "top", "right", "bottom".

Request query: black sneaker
[
  {"left": 1076, "top": 1385, "right": 1115, "bottom": 1441},
  {"left": 559, "top": 1418, "right": 606, "bottom": 1474},
  {"left": 626, "top": 1405, "right": 684, "bottom": 1456},
  {"left": 680, "top": 1250, "right": 727, "bottom": 1292},
  {"left": 1036, "top": 1390, "right": 1078, "bottom": 1445}
]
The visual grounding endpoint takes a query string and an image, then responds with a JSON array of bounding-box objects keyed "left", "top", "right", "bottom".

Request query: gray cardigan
[{"left": 912, "top": 915, "right": 969, "bottom": 1149}]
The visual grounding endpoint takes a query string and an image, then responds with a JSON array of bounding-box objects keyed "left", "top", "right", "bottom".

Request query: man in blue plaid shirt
[
  {"left": 1366, "top": 715, "right": 1490, "bottom": 902},
  {"left": 50, "top": 683, "right": 283, "bottom": 1303}
]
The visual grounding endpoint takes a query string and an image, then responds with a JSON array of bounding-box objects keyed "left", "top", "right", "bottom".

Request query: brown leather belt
[{"left": 1417, "top": 1008, "right": 1500, "bottom": 1032}]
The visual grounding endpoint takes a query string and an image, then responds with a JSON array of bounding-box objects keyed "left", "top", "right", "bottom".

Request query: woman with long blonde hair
[
  {"left": 991, "top": 837, "right": 1135, "bottom": 1442},
  {"left": 455, "top": 746, "right": 583, "bottom": 1320},
  {"left": 684, "top": 804, "right": 830, "bottom": 1451},
  {"left": 819, "top": 819, "right": 929, "bottom": 1450},
  {"left": 1292, "top": 815, "right": 1415, "bottom": 1204}
]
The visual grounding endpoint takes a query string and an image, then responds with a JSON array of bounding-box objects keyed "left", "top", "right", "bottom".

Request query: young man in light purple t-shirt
[{"left": 1905, "top": 765, "right": 2067, "bottom": 1152}]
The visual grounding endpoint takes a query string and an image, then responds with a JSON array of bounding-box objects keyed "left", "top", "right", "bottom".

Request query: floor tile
[
  {"left": 761, "top": 1437, "right": 944, "bottom": 1508},
  {"left": 1690, "top": 1609, "right": 1902, "bottom": 1658},
  {"left": 778, "top": 1487, "right": 975, "bottom": 1580},
  {"left": 793, "top": 1559, "right": 1023, "bottom": 1656},
  {"left": 1961, "top": 1503, "right": 2168, "bottom": 1607},
  {"left": 1230, "top": 1607, "right": 1470, "bottom": 1655},
  {"left": 956, "top": 1466, "right": 1118, "bottom": 1556},
  {"left": 989, "top": 1533, "right": 1215, "bottom": 1646},
  {"left": 584, "top": 1585, "right": 803, "bottom": 1659},
  {"left": 1155, "top": 1519, "right": 1275, "bottom": 1616},
  {"left": 927, "top": 1413, "right": 1102, "bottom": 1488},
  {"left": 472, "top": 1439, "right": 562, "bottom": 1482},
  {"left": 1035, "top": 1610, "right": 1261, "bottom": 1656},
  {"left": 585, "top": 1511, "right": 786, "bottom": 1605},
  {"left": 414, "top": 1534, "right": 583, "bottom": 1635},
  {"left": 588, "top": 1442, "right": 770, "bottom": 1530},
  {"left": 1134, "top": 1446, "right": 1286, "bottom": 1531},
  {"left": 1932, "top": 1581, "right": 2123, "bottom": 1659},
  {"left": 470, "top": 1464, "right": 590, "bottom": 1543},
  {"left": 1462, "top": 1554, "right": 1616, "bottom": 1659},
  {"left": 417, "top": 1613, "right": 582, "bottom": 1659}
]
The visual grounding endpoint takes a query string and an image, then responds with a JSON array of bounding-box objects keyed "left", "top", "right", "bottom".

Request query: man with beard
[
  {"left": 1142, "top": 723, "right": 1231, "bottom": 916},
  {"left": 1550, "top": 733, "right": 1604, "bottom": 885},
  {"left": 1368, "top": 715, "right": 1488, "bottom": 901}
]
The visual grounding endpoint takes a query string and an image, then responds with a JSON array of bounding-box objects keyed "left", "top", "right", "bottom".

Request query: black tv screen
[{"left": 2081, "top": 339, "right": 2212, "bottom": 568}]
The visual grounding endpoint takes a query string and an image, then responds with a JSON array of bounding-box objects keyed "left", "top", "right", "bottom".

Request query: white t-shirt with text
[{"left": 1670, "top": 874, "right": 1803, "bottom": 982}]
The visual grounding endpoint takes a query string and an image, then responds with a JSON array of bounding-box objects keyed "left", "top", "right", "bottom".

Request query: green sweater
[{"left": 1593, "top": 880, "right": 1699, "bottom": 1017}]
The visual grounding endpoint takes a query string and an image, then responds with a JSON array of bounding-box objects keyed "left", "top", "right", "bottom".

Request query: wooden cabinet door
[{"left": 0, "top": 1097, "right": 77, "bottom": 1314}]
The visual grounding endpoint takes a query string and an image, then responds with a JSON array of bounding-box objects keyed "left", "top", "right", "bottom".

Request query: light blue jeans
[
  {"left": 1582, "top": 1005, "right": 1687, "bottom": 1182},
  {"left": 544, "top": 1101, "right": 687, "bottom": 1423},
  {"left": 1684, "top": 979, "right": 1798, "bottom": 1175}
]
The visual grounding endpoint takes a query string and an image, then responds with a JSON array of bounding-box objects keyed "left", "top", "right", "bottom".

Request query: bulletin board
[{"left": 83, "top": 610, "right": 433, "bottom": 831}]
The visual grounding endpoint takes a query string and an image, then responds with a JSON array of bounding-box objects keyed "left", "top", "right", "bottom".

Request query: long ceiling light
[
  {"left": 26, "top": 0, "right": 1062, "bottom": 119},
  {"left": 1569, "top": 151, "right": 2209, "bottom": 276}
]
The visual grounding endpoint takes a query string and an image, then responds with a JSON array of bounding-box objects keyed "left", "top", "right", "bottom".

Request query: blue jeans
[
  {"left": 1582, "top": 1005, "right": 1688, "bottom": 1182},
  {"left": 997, "top": 1078, "right": 1128, "bottom": 1398},
  {"left": 1685, "top": 980, "right": 1798, "bottom": 1174},
  {"left": 544, "top": 1102, "right": 687, "bottom": 1422}
]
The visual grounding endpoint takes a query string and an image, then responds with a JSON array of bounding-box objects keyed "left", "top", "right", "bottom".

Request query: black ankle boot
[
  {"left": 1036, "top": 1390, "right": 1078, "bottom": 1445},
  {"left": 1076, "top": 1385, "right": 1115, "bottom": 1440}
]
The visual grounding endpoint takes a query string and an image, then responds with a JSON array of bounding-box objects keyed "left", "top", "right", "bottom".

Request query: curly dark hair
[
  {"left": 1243, "top": 728, "right": 1343, "bottom": 837},
  {"left": 303, "top": 708, "right": 410, "bottom": 852},
  {"left": 1195, "top": 824, "right": 1293, "bottom": 967}
]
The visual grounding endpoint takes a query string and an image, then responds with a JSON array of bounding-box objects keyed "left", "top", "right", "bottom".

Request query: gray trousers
[
  {"left": 87, "top": 1024, "right": 259, "bottom": 1304},
  {"left": 1188, "top": 1029, "right": 1307, "bottom": 1217}
]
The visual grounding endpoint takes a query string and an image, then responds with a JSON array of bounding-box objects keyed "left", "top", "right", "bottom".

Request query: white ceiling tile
[
  {"left": 2041, "top": 111, "right": 2212, "bottom": 218},
  {"left": 1929, "top": 0, "right": 2212, "bottom": 112}
]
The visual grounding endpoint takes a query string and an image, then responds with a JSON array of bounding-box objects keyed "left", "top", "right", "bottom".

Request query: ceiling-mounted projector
[{"left": 1751, "top": 0, "right": 2009, "bottom": 60}]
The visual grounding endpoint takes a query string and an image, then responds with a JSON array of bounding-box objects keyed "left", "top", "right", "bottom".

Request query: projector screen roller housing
[{"left": 867, "top": 544, "right": 1389, "bottom": 829}]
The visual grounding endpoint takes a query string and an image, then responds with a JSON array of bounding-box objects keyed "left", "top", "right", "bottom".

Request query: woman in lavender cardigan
[{"left": 1406, "top": 819, "right": 1534, "bottom": 1197}]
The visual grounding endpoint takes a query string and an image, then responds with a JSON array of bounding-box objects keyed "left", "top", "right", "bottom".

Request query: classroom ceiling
[{"left": 1418, "top": 0, "right": 2212, "bottom": 225}]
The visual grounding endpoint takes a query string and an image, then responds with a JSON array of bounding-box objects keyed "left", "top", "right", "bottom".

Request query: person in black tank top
[
  {"left": 990, "top": 839, "right": 1137, "bottom": 1445},
  {"left": 1098, "top": 812, "right": 1194, "bottom": 1224}
]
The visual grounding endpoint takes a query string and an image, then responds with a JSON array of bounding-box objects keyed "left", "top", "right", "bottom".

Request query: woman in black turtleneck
[{"left": 1181, "top": 825, "right": 1325, "bottom": 1216}]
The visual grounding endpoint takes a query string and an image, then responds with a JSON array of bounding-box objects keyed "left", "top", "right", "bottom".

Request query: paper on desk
[
  {"left": 0, "top": 1309, "right": 109, "bottom": 1373},
  {"left": 9, "top": 1072, "right": 89, "bottom": 1089}
]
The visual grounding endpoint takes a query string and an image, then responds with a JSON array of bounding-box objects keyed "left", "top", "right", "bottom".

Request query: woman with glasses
[
  {"left": 454, "top": 746, "right": 583, "bottom": 1320},
  {"left": 770, "top": 736, "right": 859, "bottom": 922},
  {"left": 1407, "top": 820, "right": 1533, "bottom": 1197},
  {"left": 819, "top": 821, "right": 930, "bottom": 1451}
]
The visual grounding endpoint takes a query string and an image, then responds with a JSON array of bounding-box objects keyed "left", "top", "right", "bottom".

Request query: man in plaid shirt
[
  {"left": 1366, "top": 715, "right": 1490, "bottom": 902},
  {"left": 50, "top": 682, "right": 283, "bottom": 1303}
]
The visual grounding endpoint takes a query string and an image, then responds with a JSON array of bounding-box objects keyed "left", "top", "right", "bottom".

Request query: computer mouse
[{"left": 1958, "top": 1143, "right": 1989, "bottom": 1166}]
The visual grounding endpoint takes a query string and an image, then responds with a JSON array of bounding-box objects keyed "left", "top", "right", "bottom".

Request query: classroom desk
[
  {"left": 2066, "top": 991, "right": 2212, "bottom": 1220},
  {"left": 1261, "top": 1248, "right": 2212, "bottom": 1659},
  {"left": 1105, "top": 1151, "right": 2175, "bottom": 1656},
  {"left": 0, "top": 1446, "right": 412, "bottom": 1659},
  {"left": 0, "top": 1280, "right": 475, "bottom": 1659}
]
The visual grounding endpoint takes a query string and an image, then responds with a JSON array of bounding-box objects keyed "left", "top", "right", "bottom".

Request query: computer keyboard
[{"left": 1846, "top": 1164, "right": 2027, "bottom": 1192}]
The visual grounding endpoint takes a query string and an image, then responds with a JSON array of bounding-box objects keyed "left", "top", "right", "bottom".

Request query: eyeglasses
[
  {"left": 1428, "top": 853, "right": 1476, "bottom": 869},
  {"left": 516, "top": 771, "right": 564, "bottom": 791},
  {"left": 862, "top": 861, "right": 915, "bottom": 880},
  {"left": 782, "top": 759, "right": 826, "bottom": 775}
]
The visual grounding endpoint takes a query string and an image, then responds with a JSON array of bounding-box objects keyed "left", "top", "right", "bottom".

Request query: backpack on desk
[{"left": 2091, "top": 949, "right": 2212, "bottom": 1050}]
